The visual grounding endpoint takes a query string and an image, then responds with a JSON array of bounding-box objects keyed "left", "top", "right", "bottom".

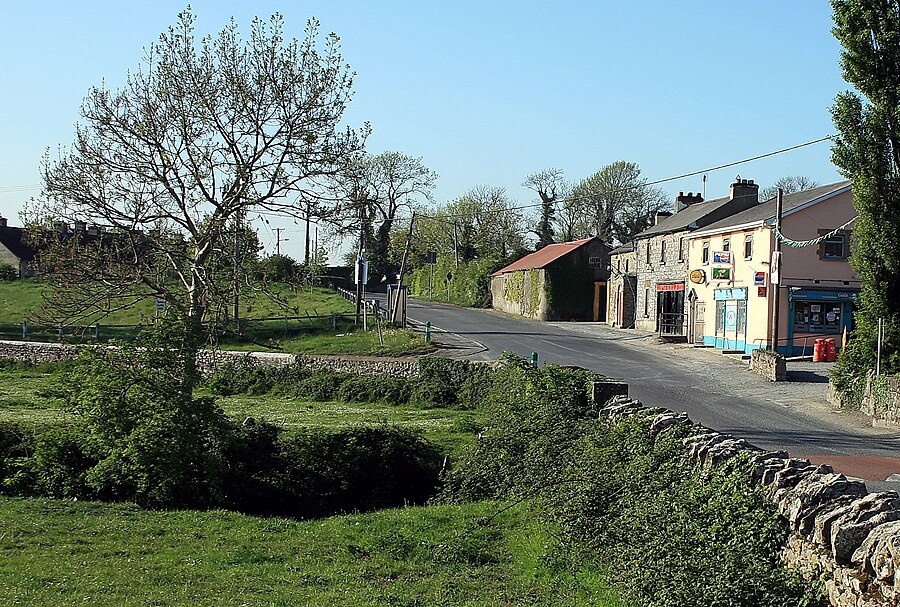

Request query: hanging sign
[
  {"left": 770, "top": 251, "right": 781, "bottom": 285},
  {"left": 689, "top": 269, "right": 706, "bottom": 284},
  {"left": 712, "top": 267, "right": 731, "bottom": 280},
  {"left": 754, "top": 271, "right": 767, "bottom": 286}
]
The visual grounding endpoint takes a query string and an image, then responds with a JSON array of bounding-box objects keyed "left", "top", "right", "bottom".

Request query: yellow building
[{"left": 685, "top": 181, "right": 858, "bottom": 355}]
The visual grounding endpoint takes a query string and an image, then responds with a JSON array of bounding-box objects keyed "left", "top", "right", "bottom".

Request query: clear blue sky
[{"left": 0, "top": 1, "right": 847, "bottom": 261}]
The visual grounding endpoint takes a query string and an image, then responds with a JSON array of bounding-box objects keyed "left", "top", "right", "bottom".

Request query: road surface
[{"left": 403, "top": 298, "right": 900, "bottom": 486}]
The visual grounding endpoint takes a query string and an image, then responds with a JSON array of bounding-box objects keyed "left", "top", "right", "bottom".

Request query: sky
[{"left": 0, "top": 1, "right": 849, "bottom": 262}]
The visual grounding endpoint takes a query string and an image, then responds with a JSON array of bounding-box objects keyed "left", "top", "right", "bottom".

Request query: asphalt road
[{"left": 403, "top": 297, "right": 900, "bottom": 486}]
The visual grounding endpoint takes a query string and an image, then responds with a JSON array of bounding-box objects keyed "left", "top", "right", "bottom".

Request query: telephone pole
[
  {"left": 274, "top": 227, "right": 288, "bottom": 257},
  {"left": 770, "top": 188, "right": 784, "bottom": 354}
]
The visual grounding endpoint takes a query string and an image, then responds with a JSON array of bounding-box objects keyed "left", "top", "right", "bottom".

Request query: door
[{"left": 692, "top": 301, "right": 706, "bottom": 344}]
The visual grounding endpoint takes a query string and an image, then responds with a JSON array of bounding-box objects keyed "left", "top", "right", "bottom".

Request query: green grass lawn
[
  {"left": 0, "top": 497, "right": 627, "bottom": 607},
  {"left": 0, "top": 363, "right": 475, "bottom": 460}
]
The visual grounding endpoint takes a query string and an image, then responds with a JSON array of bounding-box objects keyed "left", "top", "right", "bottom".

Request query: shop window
[
  {"left": 793, "top": 300, "right": 843, "bottom": 333},
  {"left": 744, "top": 234, "right": 753, "bottom": 260},
  {"left": 702, "top": 241, "right": 710, "bottom": 265}
]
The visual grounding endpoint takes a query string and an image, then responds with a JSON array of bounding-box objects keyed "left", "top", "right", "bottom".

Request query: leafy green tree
[
  {"left": 28, "top": 8, "right": 364, "bottom": 334},
  {"left": 831, "top": 0, "right": 900, "bottom": 397},
  {"left": 567, "top": 161, "right": 669, "bottom": 244}
]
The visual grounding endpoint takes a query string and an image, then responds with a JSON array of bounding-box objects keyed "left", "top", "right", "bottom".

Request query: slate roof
[
  {"left": 693, "top": 181, "right": 852, "bottom": 235},
  {"left": 634, "top": 194, "right": 735, "bottom": 238},
  {"left": 491, "top": 237, "right": 599, "bottom": 276},
  {"left": 0, "top": 226, "right": 37, "bottom": 262}
]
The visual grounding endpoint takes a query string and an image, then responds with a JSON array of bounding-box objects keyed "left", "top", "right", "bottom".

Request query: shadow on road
[{"left": 787, "top": 370, "right": 831, "bottom": 384}]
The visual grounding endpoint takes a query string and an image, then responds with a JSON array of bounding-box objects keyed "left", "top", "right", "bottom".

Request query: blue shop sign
[
  {"left": 714, "top": 287, "right": 748, "bottom": 301},
  {"left": 789, "top": 289, "right": 859, "bottom": 302}
]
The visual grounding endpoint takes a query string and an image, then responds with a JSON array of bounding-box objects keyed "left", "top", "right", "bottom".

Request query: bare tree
[
  {"left": 758, "top": 176, "right": 820, "bottom": 202},
  {"left": 27, "top": 9, "right": 365, "bottom": 332},
  {"left": 523, "top": 168, "right": 566, "bottom": 248}
]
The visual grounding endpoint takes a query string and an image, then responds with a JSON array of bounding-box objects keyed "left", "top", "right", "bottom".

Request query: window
[
  {"left": 646, "top": 241, "right": 651, "bottom": 264},
  {"left": 678, "top": 237, "right": 685, "bottom": 261},
  {"left": 702, "top": 241, "right": 710, "bottom": 265},
  {"left": 744, "top": 234, "right": 753, "bottom": 260},
  {"left": 625, "top": 258, "right": 630, "bottom": 273},
  {"left": 722, "top": 237, "right": 730, "bottom": 252},
  {"left": 644, "top": 288, "right": 650, "bottom": 317},
  {"left": 821, "top": 232, "right": 848, "bottom": 260},
  {"left": 793, "top": 301, "right": 843, "bottom": 332},
  {"left": 660, "top": 240, "right": 667, "bottom": 264}
]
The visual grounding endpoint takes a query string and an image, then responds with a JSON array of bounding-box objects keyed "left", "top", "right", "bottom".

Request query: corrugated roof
[
  {"left": 694, "top": 181, "right": 851, "bottom": 235},
  {"left": 491, "top": 237, "right": 598, "bottom": 276}
]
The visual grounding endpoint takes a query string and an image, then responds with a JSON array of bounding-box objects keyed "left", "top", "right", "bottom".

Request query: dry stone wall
[
  {"left": 0, "top": 340, "right": 421, "bottom": 378},
  {"left": 598, "top": 394, "right": 900, "bottom": 607}
]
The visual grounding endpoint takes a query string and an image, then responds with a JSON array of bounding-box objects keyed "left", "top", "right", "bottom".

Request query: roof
[
  {"left": 634, "top": 194, "right": 734, "bottom": 238},
  {"left": 491, "top": 237, "right": 599, "bottom": 276},
  {"left": 0, "top": 226, "right": 37, "bottom": 262},
  {"left": 610, "top": 242, "right": 635, "bottom": 256},
  {"left": 690, "top": 181, "right": 852, "bottom": 237}
]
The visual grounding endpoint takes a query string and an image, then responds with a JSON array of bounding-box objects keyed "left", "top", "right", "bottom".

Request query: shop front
[
  {"left": 711, "top": 287, "right": 748, "bottom": 351},
  {"left": 787, "top": 288, "right": 858, "bottom": 356}
]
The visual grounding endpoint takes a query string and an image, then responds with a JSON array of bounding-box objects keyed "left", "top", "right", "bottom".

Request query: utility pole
[
  {"left": 392, "top": 212, "right": 416, "bottom": 324},
  {"left": 355, "top": 206, "right": 366, "bottom": 323},
  {"left": 274, "top": 227, "right": 288, "bottom": 257},
  {"left": 770, "top": 188, "right": 783, "bottom": 354}
]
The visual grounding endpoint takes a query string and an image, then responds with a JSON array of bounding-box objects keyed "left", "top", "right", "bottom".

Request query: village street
[{"left": 405, "top": 297, "right": 900, "bottom": 489}]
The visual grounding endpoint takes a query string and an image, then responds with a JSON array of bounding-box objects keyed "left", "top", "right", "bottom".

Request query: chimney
[
  {"left": 730, "top": 178, "right": 759, "bottom": 203},
  {"left": 0, "top": 216, "right": 7, "bottom": 228},
  {"left": 74, "top": 220, "right": 87, "bottom": 233},
  {"left": 87, "top": 225, "right": 101, "bottom": 237},
  {"left": 53, "top": 221, "right": 68, "bottom": 235},
  {"left": 654, "top": 211, "right": 673, "bottom": 225},
  {"left": 676, "top": 191, "right": 704, "bottom": 212}
]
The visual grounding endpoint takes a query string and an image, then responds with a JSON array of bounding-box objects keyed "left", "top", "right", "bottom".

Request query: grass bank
[{"left": 0, "top": 497, "right": 627, "bottom": 606}]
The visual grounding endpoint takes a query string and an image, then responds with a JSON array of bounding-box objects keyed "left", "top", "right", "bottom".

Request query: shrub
[
  {"left": 414, "top": 357, "right": 494, "bottom": 409},
  {"left": 441, "top": 360, "right": 822, "bottom": 606}
]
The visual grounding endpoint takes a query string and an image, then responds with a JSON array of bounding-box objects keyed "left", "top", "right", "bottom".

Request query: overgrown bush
[
  {"left": 204, "top": 357, "right": 495, "bottom": 409},
  {"left": 441, "top": 360, "right": 822, "bottom": 607}
]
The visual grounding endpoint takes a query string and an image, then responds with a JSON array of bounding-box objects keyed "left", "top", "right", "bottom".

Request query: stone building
[
  {"left": 0, "top": 216, "right": 37, "bottom": 278},
  {"left": 607, "top": 242, "right": 637, "bottom": 328},
  {"left": 630, "top": 179, "right": 761, "bottom": 335},
  {"left": 490, "top": 237, "right": 611, "bottom": 321}
]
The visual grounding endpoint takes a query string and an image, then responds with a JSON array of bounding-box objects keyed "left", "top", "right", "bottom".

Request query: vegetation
[
  {"left": 441, "top": 357, "right": 823, "bottom": 607},
  {"left": 830, "top": 0, "right": 900, "bottom": 404},
  {"left": 0, "top": 497, "right": 627, "bottom": 607}
]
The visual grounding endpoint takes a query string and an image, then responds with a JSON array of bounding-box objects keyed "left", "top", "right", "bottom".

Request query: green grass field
[
  {"left": 0, "top": 497, "right": 626, "bottom": 607},
  {"left": 0, "top": 279, "right": 430, "bottom": 356}
]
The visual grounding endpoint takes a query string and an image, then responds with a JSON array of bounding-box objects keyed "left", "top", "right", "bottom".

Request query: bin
[
  {"left": 825, "top": 338, "right": 837, "bottom": 362},
  {"left": 813, "top": 338, "right": 826, "bottom": 362}
]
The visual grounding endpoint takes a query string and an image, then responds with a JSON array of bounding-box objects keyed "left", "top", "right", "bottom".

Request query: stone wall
[
  {"left": 861, "top": 372, "right": 900, "bottom": 426},
  {"left": 598, "top": 394, "right": 900, "bottom": 607},
  {"left": 750, "top": 349, "right": 787, "bottom": 381},
  {"left": 0, "top": 340, "right": 421, "bottom": 378}
]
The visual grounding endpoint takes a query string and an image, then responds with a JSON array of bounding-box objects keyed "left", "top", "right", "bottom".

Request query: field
[
  {"left": 0, "top": 497, "right": 626, "bottom": 607},
  {"left": 0, "top": 362, "right": 627, "bottom": 606},
  {"left": 0, "top": 279, "right": 430, "bottom": 356}
]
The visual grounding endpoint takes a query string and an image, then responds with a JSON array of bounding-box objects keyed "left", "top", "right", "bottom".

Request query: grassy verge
[
  {"left": 0, "top": 363, "right": 477, "bottom": 460},
  {"left": 0, "top": 497, "right": 627, "bottom": 607}
]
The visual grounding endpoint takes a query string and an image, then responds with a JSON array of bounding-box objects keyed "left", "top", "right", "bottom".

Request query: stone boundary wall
[
  {"left": 0, "top": 340, "right": 421, "bottom": 378},
  {"left": 750, "top": 349, "right": 787, "bottom": 381},
  {"left": 861, "top": 372, "right": 900, "bottom": 427},
  {"left": 598, "top": 394, "right": 900, "bottom": 607}
]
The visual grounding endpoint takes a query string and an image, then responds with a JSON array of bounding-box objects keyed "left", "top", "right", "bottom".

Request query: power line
[{"left": 411, "top": 135, "right": 836, "bottom": 224}]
